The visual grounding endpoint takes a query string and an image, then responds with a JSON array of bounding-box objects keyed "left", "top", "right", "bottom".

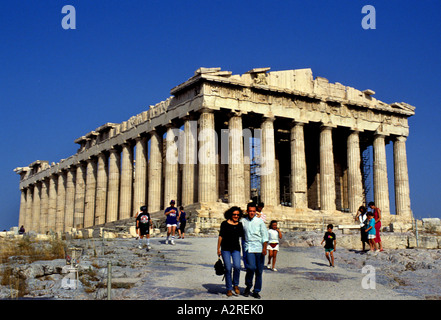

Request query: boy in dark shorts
[
  {"left": 136, "top": 206, "right": 152, "bottom": 251},
  {"left": 321, "top": 224, "right": 336, "bottom": 267}
]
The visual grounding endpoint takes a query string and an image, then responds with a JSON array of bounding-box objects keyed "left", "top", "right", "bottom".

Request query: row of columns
[{"left": 18, "top": 110, "right": 412, "bottom": 233}]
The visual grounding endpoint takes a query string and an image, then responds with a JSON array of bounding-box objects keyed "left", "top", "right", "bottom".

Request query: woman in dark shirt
[{"left": 217, "top": 206, "right": 244, "bottom": 297}]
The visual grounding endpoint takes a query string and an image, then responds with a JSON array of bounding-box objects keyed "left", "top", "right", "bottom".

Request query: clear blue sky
[{"left": 0, "top": 0, "right": 440, "bottom": 230}]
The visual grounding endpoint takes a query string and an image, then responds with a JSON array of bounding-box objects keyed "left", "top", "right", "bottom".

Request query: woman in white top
[
  {"left": 266, "top": 220, "right": 282, "bottom": 271},
  {"left": 354, "top": 206, "right": 369, "bottom": 252}
]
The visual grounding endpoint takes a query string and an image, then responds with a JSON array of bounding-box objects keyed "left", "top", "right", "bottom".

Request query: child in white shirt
[{"left": 267, "top": 220, "right": 282, "bottom": 271}]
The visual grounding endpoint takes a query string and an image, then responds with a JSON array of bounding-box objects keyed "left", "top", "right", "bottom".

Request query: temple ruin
[{"left": 14, "top": 67, "right": 415, "bottom": 234}]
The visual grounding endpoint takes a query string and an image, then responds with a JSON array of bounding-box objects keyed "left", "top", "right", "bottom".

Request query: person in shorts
[
  {"left": 266, "top": 220, "right": 282, "bottom": 271},
  {"left": 136, "top": 206, "right": 152, "bottom": 251},
  {"left": 164, "top": 200, "right": 179, "bottom": 245},
  {"left": 365, "top": 212, "right": 377, "bottom": 252},
  {"left": 321, "top": 224, "right": 336, "bottom": 267}
]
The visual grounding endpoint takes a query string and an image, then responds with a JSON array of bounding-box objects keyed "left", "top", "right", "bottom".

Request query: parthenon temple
[{"left": 14, "top": 67, "right": 415, "bottom": 234}]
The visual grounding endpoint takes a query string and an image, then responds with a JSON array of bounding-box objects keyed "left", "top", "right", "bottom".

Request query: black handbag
[{"left": 214, "top": 258, "right": 225, "bottom": 276}]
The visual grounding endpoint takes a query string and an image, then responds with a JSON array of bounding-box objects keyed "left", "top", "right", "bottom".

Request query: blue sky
[{"left": 0, "top": 0, "right": 440, "bottom": 230}]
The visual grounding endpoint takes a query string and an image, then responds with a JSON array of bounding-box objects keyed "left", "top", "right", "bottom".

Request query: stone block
[
  {"left": 103, "top": 231, "right": 117, "bottom": 239},
  {"left": 418, "top": 236, "right": 439, "bottom": 249},
  {"left": 390, "top": 222, "right": 413, "bottom": 232},
  {"left": 422, "top": 218, "right": 441, "bottom": 226},
  {"left": 81, "top": 229, "right": 93, "bottom": 239},
  {"left": 129, "top": 226, "right": 138, "bottom": 237},
  {"left": 92, "top": 228, "right": 103, "bottom": 238}
]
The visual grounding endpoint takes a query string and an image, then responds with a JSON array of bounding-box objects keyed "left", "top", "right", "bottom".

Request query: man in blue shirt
[{"left": 241, "top": 202, "right": 269, "bottom": 298}]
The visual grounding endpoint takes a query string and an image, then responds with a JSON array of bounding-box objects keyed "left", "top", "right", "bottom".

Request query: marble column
[
  {"left": 347, "top": 130, "right": 364, "bottom": 213},
  {"left": 84, "top": 158, "right": 97, "bottom": 228},
  {"left": 290, "top": 121, "right": 308, "bottom": 209},
  {"left": 64, "top": 167, "right": 76, "bottom": 230},
  {"left": 164, "top": 125, "right": 179, "bottom": 205},
  {"left": 133, "top": 136, "right": 147, "bottom": 213},
  {"left": 31, "top": 183, "right": 41, "bottom": 233},
  {"left": 47, "top": 175, "right": 58, "bottom": 232},
  {"left": 56, "top": 172, "right": 66, "bottom": 232},
  {"left": 243, "top": 147, "right": 251, "bottom": 202},
  {"left": 373, "top": 134, "right": 390, "bottom": 215},
  {"left": 182, "top": 118, "right": 197, "bottom": 206},
  {"left": 95, "top": 153, "right": 108, "bottom": 225},
  {"left": 394, "top": 136, "right": 411, "bottom": 218},
  {"left": 148, "top": 130, "right": 162, "bottom": 212},
  {"left": 320, "top": 125, "right": 336, "bottom": 211},
  {"left": 119, "top": 143, "right": 134, "bottom": 220},
  {"left": 40, "top": 180, "right": 49, "bottom": 233},
  {"left": 74, "top": 164, "right": 86, "bottom": 229},
  {"left": 260, "top": 117, "right": 277, "bottom": 207},
  {"left": 198, "top": 109, "right": 217, "bottom": 203},
  {"left": 25, "top": 186, "right": 34, "bottom": 232},
  {"left": 228, "top": 112, "right": 245, "bottom": 204},
  {"left": 107, "top": 148, "right": 121, "bottom": 222},
  {"left": 18, "top": 188, "right": 27, "bottom": 229}
]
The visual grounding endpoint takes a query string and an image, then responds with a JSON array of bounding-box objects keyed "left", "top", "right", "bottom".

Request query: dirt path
[{"left": 121, "top": 236, "right": 419, "bottom": 300}]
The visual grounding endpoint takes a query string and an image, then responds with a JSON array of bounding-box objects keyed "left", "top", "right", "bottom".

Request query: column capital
[
  {"left": 86, "top": 156, "right": 97, "bottom": 163},
  {"left": 65, "top": 164, "right": 77, "bottom": 172},
  {"left": 291, "top": 119, "right": 308, "bottom": 126},
  {"left": 134, "top": 134, "right": 146, "bottom": 142},
  {"left": 395, "top": 135, "right": 408, "bottom": 142},
  {"left": 182, "top": 112, "right": 199, "bottom": 122},
  {"left": 97, "top": 152, "right": 107, "bottom": 160},
  {"left": 349, "top": 127, "right": 364, "bottom": 133},
  {"left": 164, "top": 120, "right": 179, "bottom": 129},
  {"left": 262, "top": 115, "right": 276, "bottom": 122},
  {"left": 149, "top": 126, "right": 166, "bottom": 136},
  {"left": 121, "top": 141, "right": 134, "bottom": 149},
  {"left": 199, "top": 107, "right": 215, "bottom": 114},
  {"left": 374, "top": 130, "right": 389, "bottom": 138},
  {"left": 320, "top": 122, "right": 337, "bottom": 130},
  {"left": 228, "top": 110, "right": 244, "bottom": 118}
]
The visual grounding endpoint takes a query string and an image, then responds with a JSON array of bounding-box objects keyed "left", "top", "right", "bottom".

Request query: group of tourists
[
  {"left": 134, "top": 197, "right": 383, "bottom": 298},
  {"left": 320, "top": 201, "right": 384, "bottom": 271},
  {"left": 216, "top": 202, "right": 283, "bottom": 298},
  {"left": 355, "top": 201, "right": 384, "bottom": 252},
  {"left": 135, "top": 200, "right": 187, "bottom": 251}
]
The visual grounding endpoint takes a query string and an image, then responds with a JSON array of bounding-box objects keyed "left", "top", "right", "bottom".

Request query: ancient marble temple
[{"left": 15, "top": 67, "right": 415, "bottom": 234}]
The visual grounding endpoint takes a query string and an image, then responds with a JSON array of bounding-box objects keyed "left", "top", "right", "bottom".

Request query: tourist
[
  {"left": 136, "top": 206, "right": 152, "bottom": 251},
  {"left": 19, "top": 225, "right": 25, "bottom": 235},
  {"left": 368, "top": 201, "right": 384, "bottom": 251},
  {"left": 365, "top": 212, "right": 377, "bottom": 252},
  {"left": 321, "top": 224, "right": 336, "bottom": 267},
  {"left": 217, "top": 206, "right": 244, "bottom": 297},
  {"left": 266, "top": 220, "right": 282, "bottom": 271},
  {"left": 164, "top": 200, "right": 179, "bottom": 245},
  {"left": 241, "top": 202, "right": 269, "bottom": 299},
  {"left": 178, "top": 206, "right": 187, "bottom": 239},
  {"left": 256, "top": 202, "right": 266, "bottom": 222},
  {"left": 241, "top": 203, "right": 249, "bottom": 270},
  {"left": 355, "top": 206, "right": 369, "bottom": 251}
]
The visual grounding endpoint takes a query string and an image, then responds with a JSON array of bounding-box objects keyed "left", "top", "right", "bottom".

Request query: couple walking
[{"left": 216, "top": 202, "right": 269, "bottom": 298}]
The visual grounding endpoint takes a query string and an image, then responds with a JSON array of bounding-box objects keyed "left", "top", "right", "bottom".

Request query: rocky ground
[{"left": 1, "top": 232, "right": 440, "bottom": 300}]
